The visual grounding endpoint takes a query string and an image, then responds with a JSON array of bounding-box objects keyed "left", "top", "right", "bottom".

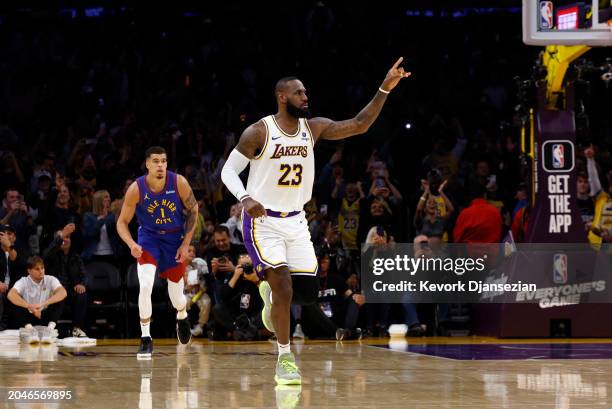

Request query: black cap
[{"left": 0, "top": 224, "right": 16, "bottom": 233}]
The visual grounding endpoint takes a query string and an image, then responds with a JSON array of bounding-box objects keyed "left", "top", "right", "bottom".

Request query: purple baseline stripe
[{"left": 374, "top": 343, "right": 612, "bottom": 360}]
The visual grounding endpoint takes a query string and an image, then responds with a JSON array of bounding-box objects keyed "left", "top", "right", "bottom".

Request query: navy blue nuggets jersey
[{"left": 135, "top": 171, "right": 185, "bottom": 234}]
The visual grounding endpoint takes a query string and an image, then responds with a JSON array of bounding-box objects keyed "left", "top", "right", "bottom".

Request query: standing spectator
[
  {"left": 43, "top": 223, "right": 89, "bottom": 337},
  {"left": 41, "top": 184, "right": 83, "bottom": 253},
  {"left": 0, "top": 188, "right": 37, "bottom": 254},
  {"left": 584, "top": 147, "right": 612, "bottom": 245},
  {"left": 8, "top": 256, "right": 67, "bottom": 342},
  {"left": 224, "top": 203, "right": 244, "bottom": 246},
  {"left": 0, "top": 151, "right": 26, "bottom": 194},
  {"left": 453, "top": 185, "right": 503, "bottom": 244},
  {"left": 576, "top": 171, "right": 594, "bottom": 229},
  {"left": 414, "top": 179, "right": 454, "bottom": 243},
  {"left": 82, "top": 190, "right": 119, "bottom": 264},
  {"left": 336, "top": 182, "right": 365, "bottom": 252}
]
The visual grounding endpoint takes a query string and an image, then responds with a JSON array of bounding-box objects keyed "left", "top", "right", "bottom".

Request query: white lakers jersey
[{"left": 246, "top": 115, "right": 315, "bottom": 212}]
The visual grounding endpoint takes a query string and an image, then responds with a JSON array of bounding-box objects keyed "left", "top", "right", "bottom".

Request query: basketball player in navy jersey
[
  {"left": 117, "top": 146, "right": 199, "bottom": 358},
  {"left": 221, "top": 58, "right": 411, "bottom": 383}
]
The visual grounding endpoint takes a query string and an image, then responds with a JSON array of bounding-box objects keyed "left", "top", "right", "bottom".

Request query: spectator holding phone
[
  {"left": 0, "top": 188, "right": 37, "bottom": 255},
  {"left": 204, "top": 225, "right": 246, "bottom": 304}
]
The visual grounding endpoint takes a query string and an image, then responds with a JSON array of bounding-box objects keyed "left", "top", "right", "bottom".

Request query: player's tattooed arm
[
  {"left": 309, "top": 57, "right": 411, "bottom": 142},
  {"left": 178, "top": 176, "right": 198, "bottom": 245},
  {"left": 235, "top": 120, "right": 266, "bottom": 159}
]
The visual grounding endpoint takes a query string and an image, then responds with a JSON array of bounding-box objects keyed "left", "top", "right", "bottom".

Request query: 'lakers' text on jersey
[
  {"left": 247, "top": 115, "right": 315, "bottom": 212},
  {"left": 135, "top": 171, "right": 185, "bottom": 233}
]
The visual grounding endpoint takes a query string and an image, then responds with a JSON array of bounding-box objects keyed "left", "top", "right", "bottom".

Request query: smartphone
[
  {"left": 375, "top": 178, "right": 386, "bottom": 188},
  {"left": 320, "top": 204, "right": 328, "bottom": 216}
]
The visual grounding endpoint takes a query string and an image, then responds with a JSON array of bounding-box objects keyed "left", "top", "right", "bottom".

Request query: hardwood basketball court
[{"left": 1, "top": 337, "right": 610, "bottom": 408}]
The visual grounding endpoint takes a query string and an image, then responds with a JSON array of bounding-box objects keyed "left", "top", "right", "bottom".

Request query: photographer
[{"left": 210, "top": 254, "right": 263, "bottom": 340}]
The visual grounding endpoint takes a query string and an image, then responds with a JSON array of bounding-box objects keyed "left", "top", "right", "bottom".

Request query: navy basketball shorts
[{"left": 137, "top": 228, "right": 185, "bottom": 283}]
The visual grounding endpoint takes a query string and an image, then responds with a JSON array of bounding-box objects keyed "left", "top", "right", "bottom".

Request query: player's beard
[{"left": 286, "top": 101, "right": 311, "bottom": 119}]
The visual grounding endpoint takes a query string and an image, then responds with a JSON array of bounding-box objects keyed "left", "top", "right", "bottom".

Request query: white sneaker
[
  {"left": 72, "top": 327, "right": 88, "bottom": 338},
  {"left": 292, "top": 324, "right": 305, "bottom": 339},
  {"left": 19, "top": 324, "right": 40, "bottom": 344},
  {"left": 191, "top": 325, "right": 203, "bottom": 337},
  {"left": 40, "top": 326, "right": 58, "bottom": 344}
]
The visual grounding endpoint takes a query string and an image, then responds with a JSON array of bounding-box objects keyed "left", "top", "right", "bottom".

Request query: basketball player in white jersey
[{"left": 221, "top": 57, "right": 411, "bottom": 384}]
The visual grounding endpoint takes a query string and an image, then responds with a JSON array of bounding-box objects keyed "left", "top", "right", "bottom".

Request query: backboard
[{"left": 523, "top": 0, "right": 612, "bottom": 46}]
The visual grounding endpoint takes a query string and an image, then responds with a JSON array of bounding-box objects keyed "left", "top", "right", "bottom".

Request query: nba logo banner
[
  {"left": 542, "top": 140, "right": 574, "bottom": 173},
  {"left": 553, "top": 253, "right": 568, "bottom": 284},
  {"left": 552, "top": 144, "right": 564, "bottom": 168},
  {"left": 539, "top": 1, "right": 554, "bottom": 30}
]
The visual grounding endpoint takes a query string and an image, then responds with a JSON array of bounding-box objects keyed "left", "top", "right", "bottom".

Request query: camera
[{"left": 241, "top": 263, "right": 254, "bottom": 275}]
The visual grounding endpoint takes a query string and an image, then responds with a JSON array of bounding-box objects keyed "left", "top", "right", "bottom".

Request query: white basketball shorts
[{"left": 242, "top": 209, "right": 318, "bottom": 278}]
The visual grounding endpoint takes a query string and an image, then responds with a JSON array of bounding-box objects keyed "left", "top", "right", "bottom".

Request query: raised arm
[
  {"left": 308, "top": 57, "right": 411, "bottom": 142},
  {"left": 221, "top": 121, "right": 267, "bottom": 218}
]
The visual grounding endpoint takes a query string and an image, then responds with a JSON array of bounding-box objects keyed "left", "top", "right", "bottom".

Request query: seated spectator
[
  {"left": 183, "top": 244, "right": 211, "bottom": 337},
  {"left": 43, "top": 223, "right": 88, "bottom": 337},
  {"left": 414, "top": 178, "right": 454, "bottom": 242},
  {"left": 210, "top": 254, "right": 263, "bottom": 340},
  {"left": 204, "top": 225, "right": 246, "bottom": 304},
  {"left": 82, "top": 190, "right": 120, "bottom": 264},
  {"left": 204, "top": 225, "right": 245, "bottom": 267},
  {"left": 361, "top": 226, "right": 391, "bottom": 337},
  {"left": 8, "top": 256, "right": 67, "bottom": 341},
  {"left": 317, "top": 252, "right": 365, "bottom": 340},
  {"left": 0, "top": 223, "right": 28, "bottom": 329}
]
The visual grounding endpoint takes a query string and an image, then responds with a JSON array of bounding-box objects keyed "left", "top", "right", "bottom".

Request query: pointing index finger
[{"left": 392, "top": 57, "right": 404, "bottom": 70}]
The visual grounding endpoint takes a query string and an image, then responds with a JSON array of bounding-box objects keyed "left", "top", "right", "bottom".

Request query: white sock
[
  {"left": 277, "top": 342, "right": 291, "bottom": 357},
  {"left": 177, "top": 309, "right": 187, "bottom": 320},
  {"left": 141, "top": 321, "right": 151, "bottom": 338}
]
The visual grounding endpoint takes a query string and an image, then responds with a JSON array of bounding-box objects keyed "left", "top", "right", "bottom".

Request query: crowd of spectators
[{"left": 0, "top": 3, "right": 610, "bottom": 338}]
